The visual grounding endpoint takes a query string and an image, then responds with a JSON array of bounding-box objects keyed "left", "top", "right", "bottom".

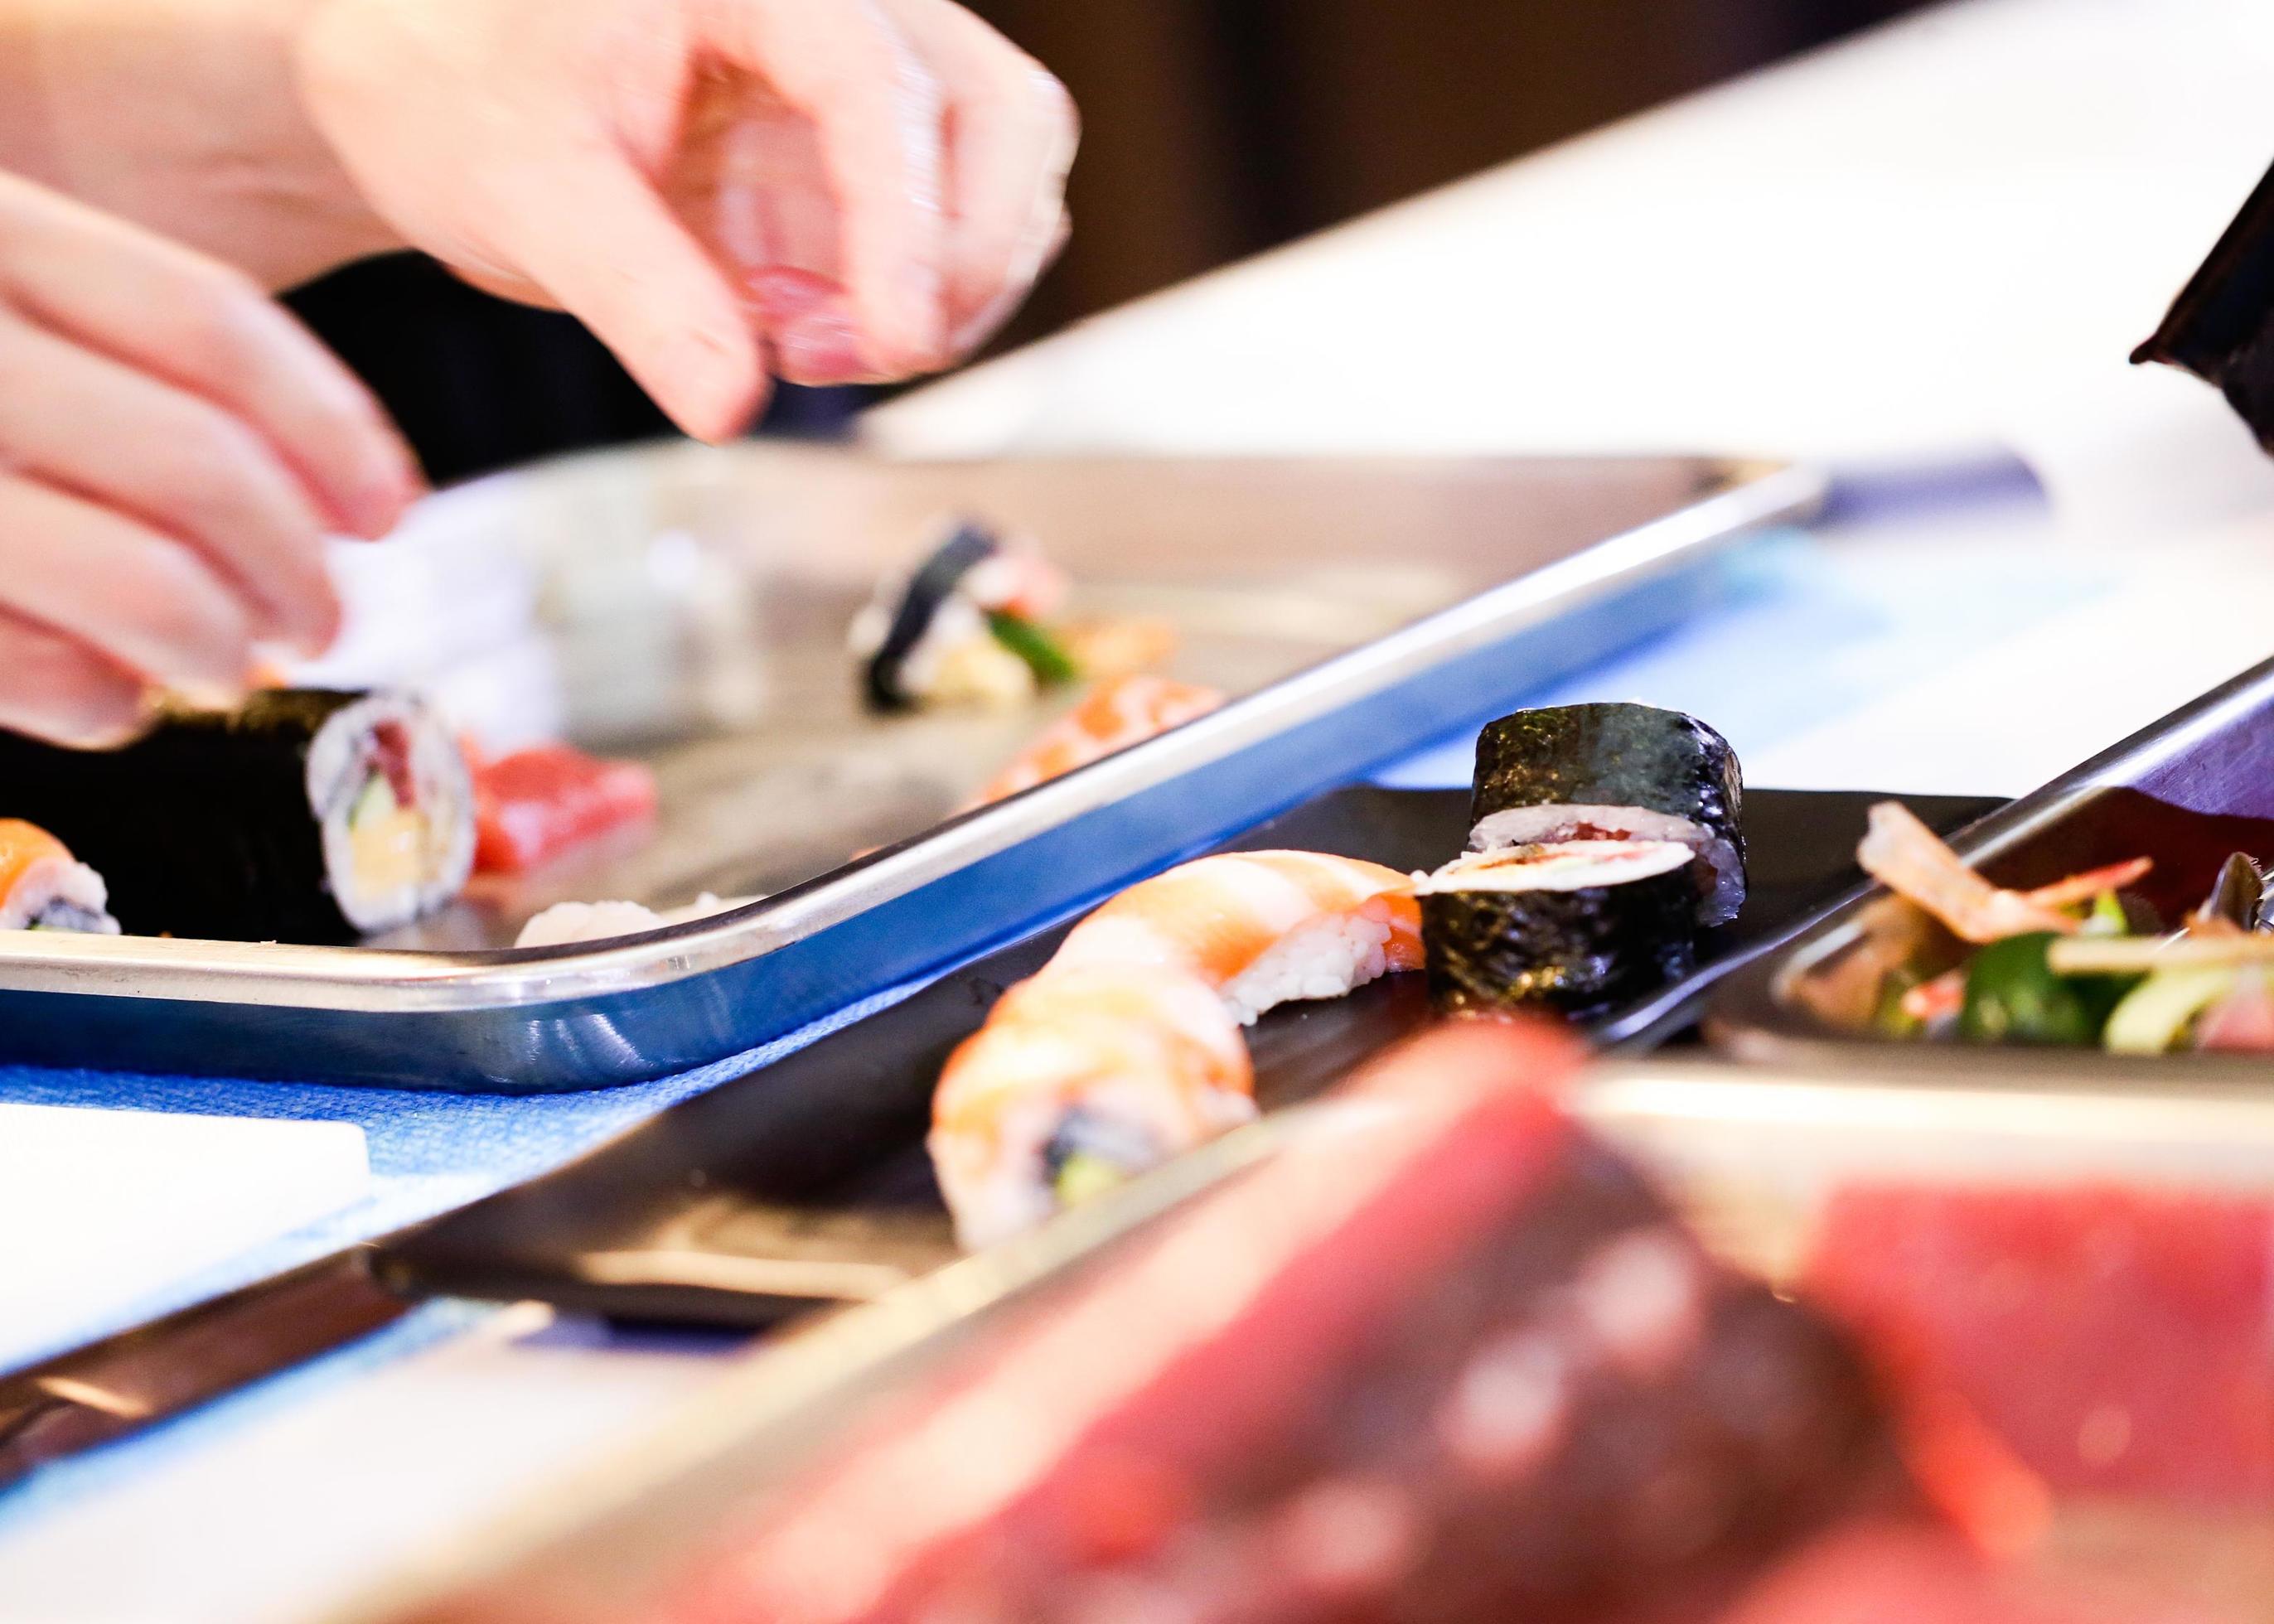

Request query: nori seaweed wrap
[
  {"left": 1419, "top": 841, "right": 1698, "bottom": 1017},
  {"left": 855, "top": 521, "right": 1002, "bottom": 711},
  {"left": 0, "top": 689, "right": 473, "bottom": 943},
  {"left": 1469, "top": 703, "right": 1744, "bottom": 925}
]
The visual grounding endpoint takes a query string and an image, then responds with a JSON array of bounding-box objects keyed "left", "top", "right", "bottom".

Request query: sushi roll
[
  {"left": 930, "top": 964, "right": 1257, "bottom": 1249},
  {"left": 0, "top": 689, "right": 475, "bottom": 943},
  {"left": 1470, "top": 703, "right": 1745, "bottom": 926},
  {"left": 1417, "top": 840, "right": 1698, "bottom": 1017},
  {"left": 849, "top": 521, "right": 1077, "bottom": 712},
  {"left": 0, "top": 820, "right": 119, "bottom": 934}
]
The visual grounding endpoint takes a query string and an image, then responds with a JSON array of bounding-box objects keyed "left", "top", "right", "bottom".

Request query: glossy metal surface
[{"left": 0, "top": 448, "right": 1819, "bottom": 1088}]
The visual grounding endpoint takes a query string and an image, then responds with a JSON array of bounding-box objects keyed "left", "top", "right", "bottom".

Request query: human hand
[
  {"left": 297, "top": 0, "right": 1077, "bottom": 442},
  {"left": 0, "top": 172, "right": 419, "bottom": 744}
]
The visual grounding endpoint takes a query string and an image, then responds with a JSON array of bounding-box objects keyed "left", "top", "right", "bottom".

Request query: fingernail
[{"left": 774, "top": 308, "right": 867, "bottom": 386}]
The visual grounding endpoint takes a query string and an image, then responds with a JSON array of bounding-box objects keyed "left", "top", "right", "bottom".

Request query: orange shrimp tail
[{"left": 0, "top": 819, "right": 72, "bottom": 898}]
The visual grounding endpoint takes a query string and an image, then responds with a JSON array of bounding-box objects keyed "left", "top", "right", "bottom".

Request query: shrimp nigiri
[
  {"left": 931, "top": 964, "right": 1256, "bottom": 1249},
  {"left": 1048, "top": 848, "right": 1425, "bottom": 1024}
]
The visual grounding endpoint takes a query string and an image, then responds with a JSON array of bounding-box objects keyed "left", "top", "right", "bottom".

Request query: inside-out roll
[
  {"left": 1469, "top": 703, "right": 1745, "bottom": 926},
  {"left": 1416, "top": 839, "right": 1699, "bottom": 1016}
]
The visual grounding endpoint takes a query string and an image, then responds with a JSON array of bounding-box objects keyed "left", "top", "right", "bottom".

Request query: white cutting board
[{"left": 0, "top": 1104, "right": 370, "bottom": 1366}]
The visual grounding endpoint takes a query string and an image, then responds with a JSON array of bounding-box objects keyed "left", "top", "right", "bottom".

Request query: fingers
[
  {"left": 0, "top": 476, "right": 254, "bottom": 704},
  {"left": 949, "top": 200, "right": 1069, "bottom": 360},
  {"left": 0, "top": 612, "right": 144, "bottom": 748},
  {"left": 496, "top": 142, "right": 772, "bottom": 442},
  {"left": 709, "top": 0, "right": 951, "bottom": 375},
  {"left": 878, "top": 0, "right": 1076, "bottom": 357},
  {"left": 0, "top": 318, "right": 340, "bottom": 655},
  {"left": 0, "top": 173, "right": 420, "bottom": 539}
]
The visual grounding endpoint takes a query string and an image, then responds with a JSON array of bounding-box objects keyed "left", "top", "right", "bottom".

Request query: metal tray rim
[
  {"left": 1706, "top": 650, "right": 2274, "bottom": 1071},
  {"left": 0, "top": 458, "right": 1823, "bottom": 1014}
]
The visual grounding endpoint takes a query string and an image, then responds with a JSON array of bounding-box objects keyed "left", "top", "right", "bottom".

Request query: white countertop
[{"left": 15, "top": 0, "right": 2274, "bottom": 1617}]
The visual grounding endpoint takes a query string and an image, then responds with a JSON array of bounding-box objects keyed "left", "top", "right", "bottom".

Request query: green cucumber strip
[
  {"left": 2104, "top": 964, "right": 2239, "bottom": 1054},
  {"left": 988, "top": 611, "right": 1080, "bottom": 686},
  {"left": 349, "top": 772, "right": 397, "bottom": 829}
]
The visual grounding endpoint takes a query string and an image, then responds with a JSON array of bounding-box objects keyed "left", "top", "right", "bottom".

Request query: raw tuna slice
[
  {"left": 1713, "top": 1521, "right": 2244, "bottom": 1624},
  {"left": 664, "top": 1022, "right": 1891, "bottom": 1624},
  {"left": 472, "top": 744, "right": 657, "bottom": 873},
  {"left": 1805, "top": 1185, "right": 2274, "bottom": 1502}
]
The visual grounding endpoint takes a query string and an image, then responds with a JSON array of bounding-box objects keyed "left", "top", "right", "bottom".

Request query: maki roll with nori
[
  {"left": 848, "top": 520, "right": 1077, "bottom": 711},
  {"left": 1470, "top": 703, "right": 1745, "bottom": 925},
  {"left": 0, "top": 689, "right": 474, "bottom": 943},
  {"left": 1418, "top": 840, "right": 1698, "bottom": 1016}
]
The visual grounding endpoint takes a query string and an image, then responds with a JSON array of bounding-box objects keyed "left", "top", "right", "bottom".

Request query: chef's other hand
[
  {"left": 297, "top": 0, "right": 1077, "bottom": 443},
  {"left": 0, "top": 172, "right": 419, "bottom": 746}
]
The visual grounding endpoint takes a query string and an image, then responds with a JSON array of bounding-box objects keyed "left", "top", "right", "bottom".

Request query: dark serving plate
[
  {"left": 375, "top": 783, "right": 1999, "bottom": 1327},
  {"left": 1710, "top": 655, "right": 2274, "bottom": 1079}
]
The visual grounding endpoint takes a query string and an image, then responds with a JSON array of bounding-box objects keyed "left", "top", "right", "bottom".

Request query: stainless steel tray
[
  {"left": 336, "top": 1055, "right": 2274, "bottom": 1624},
  {"left": 1708, "top": 654, "right": 2274, "bottom": 1078},
  {"left": 0, "top": 447, "right": 1819, "bottom": 1090}
]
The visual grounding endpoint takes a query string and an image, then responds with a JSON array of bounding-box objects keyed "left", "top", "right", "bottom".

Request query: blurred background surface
[{"left": 288, "top": 0, "right": 1930, "bottom": 486}]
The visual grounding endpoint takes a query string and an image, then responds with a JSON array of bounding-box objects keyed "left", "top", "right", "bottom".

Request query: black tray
[{"left": 375, "top": 785, "right": 2000, "bottom": 1326}]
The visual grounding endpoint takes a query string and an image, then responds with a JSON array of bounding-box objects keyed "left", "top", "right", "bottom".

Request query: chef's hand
[
  {"left": 0, "top": 172, "right": 419, "bottom": 745},
  {"left": 296, "top": 0, "right": 1076, "bottom": 442}
]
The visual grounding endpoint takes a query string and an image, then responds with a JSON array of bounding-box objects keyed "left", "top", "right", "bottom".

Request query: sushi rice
[
  {"left": 1217, "top": 909, "right": 1408, "bottom": 1026},
  {"left": 1469, "top": 802, "right": 1744, "bottom": 927}
]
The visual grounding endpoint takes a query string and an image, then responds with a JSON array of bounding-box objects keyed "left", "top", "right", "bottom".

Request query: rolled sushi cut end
[
  {"left": 1471, "top": 703, "right": 1746, "bottom": 926},
  {"left": 1417, "top": 839, "right": 1698, "bottom": 1017},
  {"left": 0, "top": 819, "right": 119, "bottom": 934},
  {"left": 306, "top": 692, "right": 477, "bottom": 935}
]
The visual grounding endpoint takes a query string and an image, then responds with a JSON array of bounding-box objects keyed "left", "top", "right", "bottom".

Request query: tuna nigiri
[{"left": 1049, "top": 848, "right": 1425, "bottom": 1024}]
